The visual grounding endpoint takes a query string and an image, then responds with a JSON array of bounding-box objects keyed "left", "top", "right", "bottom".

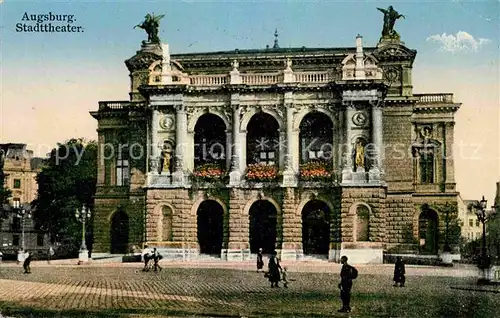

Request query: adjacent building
[
  {"left": 457, "top": 195, "right": 482, "bottom": 242},
  {"left": 91, "top": 20, "right": 462, "bottom": 263},
  {"left": 0, "top": 143, "right": 48, "bottom": 256}
]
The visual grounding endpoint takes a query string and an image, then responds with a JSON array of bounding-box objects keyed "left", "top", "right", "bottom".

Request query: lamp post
[
  {"left": 13, "top": 200, "right": 31, "bottom": 263},
  {"left": 75, "top": 205, "right": 91, "bottom": 264},
  {"left": 473, "top": 195, "right": 496, "bottom": 285}
]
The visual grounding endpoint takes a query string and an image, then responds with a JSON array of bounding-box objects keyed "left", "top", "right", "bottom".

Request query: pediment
[
  {"left": 373, "top": 44, "right": 416, "bottom": 62},
  {"left": 125, "top": 51, "right": 162, "bottom": 72}
]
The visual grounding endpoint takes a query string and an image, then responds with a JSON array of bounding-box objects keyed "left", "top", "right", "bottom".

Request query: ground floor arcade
[{"left": 93, "top": 186, "right": 460, "bottom": 263}]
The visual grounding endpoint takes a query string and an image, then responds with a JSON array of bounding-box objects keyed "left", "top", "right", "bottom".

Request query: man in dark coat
[
  {"left": 267, "top": 250, "right": 282, "bottom": 287},
  {"left": 152, "top": 248, "right": 162, "bottom": 272},
  {"left": 393, "top": 256, "right": 405, "bottom": 287},
  {"left": 23, "top": 251, "right": 32, "bottom": 274},
  {"left": 338, "top": 255, "right": 356, "bottom": 313}
]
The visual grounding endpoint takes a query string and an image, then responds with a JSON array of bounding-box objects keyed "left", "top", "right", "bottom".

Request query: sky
[{"left": 0, "top": 0, "right": 499, "bottom": 204}]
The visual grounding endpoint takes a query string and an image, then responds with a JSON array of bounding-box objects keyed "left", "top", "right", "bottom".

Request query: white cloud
[{"left": 426, "top": 31, "right": 491, "bottom": 53}]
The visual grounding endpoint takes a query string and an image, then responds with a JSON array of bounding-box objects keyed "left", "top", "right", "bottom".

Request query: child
[{"left": 282, "top": 266, "right": 289, "bottom": 288}]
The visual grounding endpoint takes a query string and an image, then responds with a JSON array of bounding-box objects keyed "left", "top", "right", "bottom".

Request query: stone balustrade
[
  {"left": 415, "top": 93, "right": 454, "bottom": 103},
  {"left": 149, "top": 70, "right": 341, "bottom": 87},
  {"left": 189, "top": 74, "right": 229, "bottom": 86},
  {"left": 241, "top": 73, "right": 283, "bottom": 85},
  {"left": 98, "top": 101, "right": 144, "bottom": 110},
  {"left": 293, "top": 71, "right": 331, "bottom": 83}
]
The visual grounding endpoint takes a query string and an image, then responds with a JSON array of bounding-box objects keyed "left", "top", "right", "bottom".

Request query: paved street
[{"left": 0, "top": 261, "right": 498, "bottom": 318}]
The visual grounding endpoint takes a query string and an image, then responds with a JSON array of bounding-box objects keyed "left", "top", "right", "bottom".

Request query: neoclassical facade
[{"left": 91, "top": 31, "right": 461, "bottom": 263}]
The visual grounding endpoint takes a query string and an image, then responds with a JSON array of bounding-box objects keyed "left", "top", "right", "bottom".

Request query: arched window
[
  {"left": 299, "top": 112, "right": 333, "bottom": 164},
  {"left": 247, "top": 113, "right": 279, "bottom": 166},
  {"left": 194, "top": 114, "right": 226, "bottom": 169},
  {"left": 356, "top": 205, "right": 370, "bottom": 241}
]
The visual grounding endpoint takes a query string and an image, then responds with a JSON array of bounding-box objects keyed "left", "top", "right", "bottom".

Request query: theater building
[{"left": 91, "top": 28, "right": 461, "bottom": 263}]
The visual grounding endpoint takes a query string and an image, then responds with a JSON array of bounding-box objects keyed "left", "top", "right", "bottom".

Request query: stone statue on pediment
[
  {"left": 377, "top": 6, "right": 405, "bottom": 39},
  {"left": 134, "top": 13, "right": 165, "bottom": 44}
]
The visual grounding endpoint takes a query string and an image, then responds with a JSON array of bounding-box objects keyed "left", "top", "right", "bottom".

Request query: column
[
  {"left": 150, "top": 108, "right": 160, "bottom": 173},
  {"left": 444, "top": 122, "right": 455, "bottom": 186},
  {"left": 370, "top": 104, "right": 383, "bottom": 182},
  {"left": 342, "top": 103, "right": 355, "bottom": 182},
  {"left": 283, "top": 92, "right": 297, "bottom": 186},
  {"left": 173, "top": 104, "right": 187, "bottom": 184},
  {"left": 225, "top": 130, "right": 232, "bottom": 172},
  {"left": 229, "top": 94, "right": 242, "bottom": 186}
]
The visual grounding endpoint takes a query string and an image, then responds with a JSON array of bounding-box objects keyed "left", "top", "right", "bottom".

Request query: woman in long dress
[{"left": 268, "top": 250, "right": 282, "bottom": 288}]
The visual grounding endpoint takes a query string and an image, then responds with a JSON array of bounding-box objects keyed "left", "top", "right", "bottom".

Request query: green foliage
[
  {"left": 487, "top": 214, "right": 500, "bottom": 264},
  {"left": 31, "top": 138, "right": 97, "bottom": 254}
]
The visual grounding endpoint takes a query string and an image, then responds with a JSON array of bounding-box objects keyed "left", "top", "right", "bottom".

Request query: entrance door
[
  {"left": 110, "top": 210, "right": 129, "bottom": 254},
  {"left": 419, "top": 209, "right": 439, "bottom": 254},
  {"left": 302, "top": 200, "right": 330, "bottom": 255},
  {"left": 197, "top": 200, "right": 224, "bottom": 255},
  {"left": 249, "top": 200, "right": 277, "bottom": 253}
]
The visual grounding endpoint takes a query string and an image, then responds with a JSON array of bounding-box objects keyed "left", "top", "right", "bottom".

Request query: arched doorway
[
  {"left": 110, "top": 210, "right": 129, "bottom": 254},
  {"left": 194, "top": 113, "right": 227, "bottom": 169},
  {"left": 249, "top": 200, "right": 277, "bottom": 253},
  {"left": 419, "top": 208, "right": 439, "bottom": 254},
  {"left": 302, "top": 200, "right": 331, "bottom": 255},
  {"left": 299, "top": 112, "right": 333, "bottom": 164},
  {"left": 197, "top": 200, "right": 224, "bottom": 255},
  {"left": 247, "top": 112, "right": 280, "bottom": 165}
]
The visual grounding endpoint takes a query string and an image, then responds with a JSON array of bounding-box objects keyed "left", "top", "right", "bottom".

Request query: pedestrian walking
[
  {"left": 23, "top": 251, "right": 32, "bottom": 274},
  {"left": 393, "top": 256, "right": 405, "bottom": 287},
  {"left": 338, "top": 255, "right": 357, "bottom": 313},
  {"left": 267, "top": 250, "right": 282, "bottom": 288},
  {"left": 48, "top": 246, "right": 55, "bottom": 264},
  {"left": 256, "top": 248, "right": 264, "bottom": 272},
  {"left": 142, "top": 245, "right": 152, "bottom": 271},
  {"left": 152, "top": 248, "right": 163, "bottom": 272}
]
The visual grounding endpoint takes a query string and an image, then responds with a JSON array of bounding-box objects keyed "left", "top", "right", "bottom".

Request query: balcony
[
  {"left": 414, "top": 93, "right": 454, "bottom": 103},
  {"left": 98, "top": 101, "right": 146, "bottom": 110}
]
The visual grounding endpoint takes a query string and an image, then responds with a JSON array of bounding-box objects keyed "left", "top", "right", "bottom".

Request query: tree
[
  {"left": 486, "top": 215, "right": 500, "bottom": 264},
  {"left": 0, "top": 150, "right": 12, "bottom": 224},
  {"left": 32, "top": 139, "right": 97, "bottom": 257}
]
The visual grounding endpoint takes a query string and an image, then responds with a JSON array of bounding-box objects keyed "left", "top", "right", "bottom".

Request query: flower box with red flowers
[
  {"left": 245, "top": 163, "right": 279, "bottom": 182},
  {"left": 299, "top": 160, "right": 333, "bottom": 182},
  {"left": 192, "top": 163, "right": 226, "bottom": 182}
]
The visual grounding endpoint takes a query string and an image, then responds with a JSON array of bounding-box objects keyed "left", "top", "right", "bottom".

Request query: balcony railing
[
  {"left": 151, "top": 70, "right": 339, "bottom": 87},
  {"left": 414, "top": 93, "right": 454, "bottom": 103},
  {"left": 241, "top": 73, "right": 284, "bottom": 85},
  {"left": 293, "top": 71, "right": 331, "bottom": 83},
  {"left": 190, "top": 74, "right": 229, "bottom": 86},
  {"left": 98, "top": 101, "right": 145, "bottom": 110}
]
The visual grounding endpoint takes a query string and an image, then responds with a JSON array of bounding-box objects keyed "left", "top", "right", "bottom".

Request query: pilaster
[
  {"left": 229, "top": 94, "right": 242, "bottom": 186},
  {"left": 281, "top": 188, "right": 302, "bottom": 260}
]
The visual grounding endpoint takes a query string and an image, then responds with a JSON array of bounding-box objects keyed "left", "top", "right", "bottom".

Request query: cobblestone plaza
[{"left": 0, "top": 262, "right": 498, "bottom": 317}]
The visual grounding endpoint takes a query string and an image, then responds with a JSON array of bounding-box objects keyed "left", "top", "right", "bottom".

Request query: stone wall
[{"left": 383, "top": 105, "right": 413, "bottom": 191}]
